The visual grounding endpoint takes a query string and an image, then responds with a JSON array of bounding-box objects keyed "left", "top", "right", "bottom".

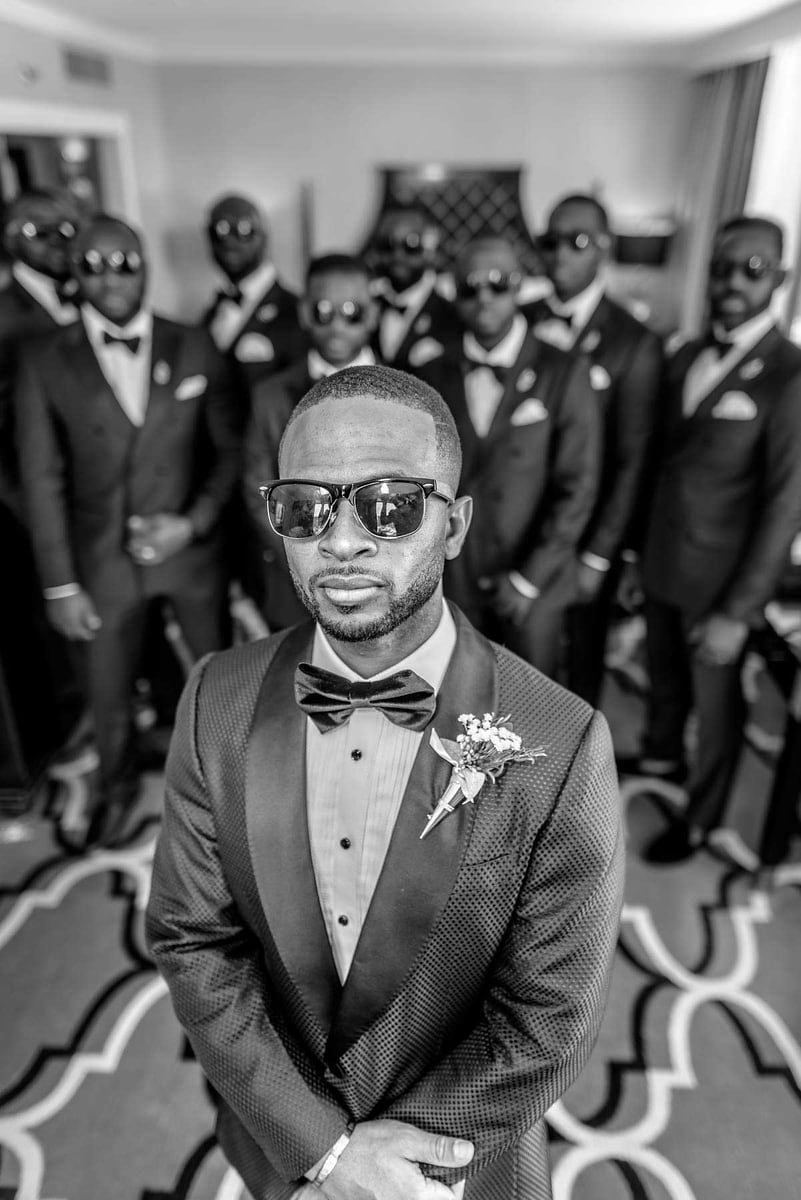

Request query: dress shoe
[{"left": 641, "top": 822, "right": 703, "bottom": 864}]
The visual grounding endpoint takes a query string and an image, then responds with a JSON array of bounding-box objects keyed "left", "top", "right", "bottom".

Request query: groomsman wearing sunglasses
[
  {"left": 371, "top": 204, "right": 461, "bottom": 372},
  {"left": 203, "top": 193, "right": 305, "bottom": 399},
  {"left": 418, "top": 236, "right": 600, "bottom": 678},
  {"left": 147, "top": 363, "right": 623, "bottom": 1200},
  {"left": 14, "top": 214, "right": 241, "bottom": 850},
  {"left": 525, "top": 194, "right": 663, "bottom": 703},
  {"left": 634, "top": 215, "right": 801, "bottom": 863},
  {"left": 243, "top": 253, "right": 380, "bottom": 628}
]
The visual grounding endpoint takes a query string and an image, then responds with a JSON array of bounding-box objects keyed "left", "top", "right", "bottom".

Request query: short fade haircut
[
  {"left": 716, "top": 214, "right": 784, "bottom": 262},
  {"left": 548, "top": 193, "right": 610, "bottom": 234},
  {"left": 73, "top": 212, "right": 143, "bottom": 253},
  {"left": 279, "top": 364, "right": 462, "bottom": 491},
  {"left": 305, "top": 253, "right": 373, "bottom": 289}
]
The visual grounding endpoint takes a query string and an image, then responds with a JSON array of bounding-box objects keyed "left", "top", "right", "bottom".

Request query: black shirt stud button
[
  {"left": 338, "top": 914, "right": 349, "bottom": 926},
  {"left": 351, "top": 749, "right": 362, "bottom": 761},
  {"left": 340, "top": 838, "right": 351, "bottom": 849}
]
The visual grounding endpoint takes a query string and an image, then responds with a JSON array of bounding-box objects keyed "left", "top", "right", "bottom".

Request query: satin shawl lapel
[
  {"left": 485, "top": 334, "right": 542, "bottom": 442},
  {"left": 58, "top": 322, "right": 134, "bottom": 443},
  {"left": 134, "top": 318, "right": 183, "bottom": 462},
  {"left": 245, "top": 623, "right": 341, "bottom": 1037},
  {"left": 680, "top": 327, "right": 781, "bottom": 437},
  {"left": 326, "top": 606, "right": 498, "bottom": 1063}
]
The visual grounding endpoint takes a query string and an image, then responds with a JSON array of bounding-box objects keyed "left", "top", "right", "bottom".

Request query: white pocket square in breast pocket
[
  {"left": 235, "top": 332, "right": 275, "bottom": 363},
  {"left": 174, "top": 374, "right": 207, "bottom": 401},
  {"left": 711, "top": 391, "right": 758, "bottom": 421},
  {"left": 510, "top": 397, "right": 549, "bottom": 426},
  {"left": 407, "top": 337, "right": 444, "bottom": 368}
]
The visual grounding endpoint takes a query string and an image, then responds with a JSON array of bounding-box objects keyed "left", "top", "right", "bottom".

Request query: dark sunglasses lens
[
  {"left": 311, "top": 301, "right": 334, "bottom": 326},
  {"left": 354, "top": 480, "right": 425, "bottom": 538},
  {"left": 711, "top": 256, "right": 770, "bottom": 282},
  {"left": 541, "top": 231, "right": 592, "bottom": 253},
  {"left": 211, "top": 218, "right": 256, "bottom": 242},
  {"left": 457, "top": 274, "right": 512, "bottom": 301},
  {"left": 376, "top": 233, "right": 423, "bottom": 254},
  {"left": 311, "top": 300, "right": 365, "bottom": 326},
  {"left": 266, "top": 483, "right": 333, "bottom": 538}
]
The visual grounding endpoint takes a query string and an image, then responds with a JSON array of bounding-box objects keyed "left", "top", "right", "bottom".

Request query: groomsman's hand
[
  {"left": 320, "top": 1118, "right": 474, "bottom": 1199},
  {"left": 478, "top": 573, "right": 534, "bottom": 627},
  {"left": 46, "top": 589, "right": 102, "bottom": 641},
  {"left": 128, "top": 513, "right": 194, "bottom": 565},
  {"left": 692, "top": 612, "right": 749, "bottom": 666}
]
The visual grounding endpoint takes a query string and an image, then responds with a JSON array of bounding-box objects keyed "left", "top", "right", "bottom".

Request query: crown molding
[{"left": 0, "top": 0, "right": 154, "bottom": 59}]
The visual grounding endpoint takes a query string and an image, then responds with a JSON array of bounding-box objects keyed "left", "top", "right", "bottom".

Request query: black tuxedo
[
  {"left": 420, "top": 333, "right": 600, "bottom": 676},
  {"left": 14, "top": 314, "right": 241, "bottom": 802},
  {"left": 203, "top": 276, "right": 305, "bottom": 400},
  {"left": 642, "top": 325, "right": 801, "bottom": 828},
  {"left": 242, "top": 357, "right": 314, "bottom": 629},
  {"left": 374, "top": 283, "right": 461, "bottom": 372},
  {"left": 147, "top": 606, "right": 623, "bottom": 1199},
  {"left": 526, "top": 295, "right": 663, "bottom": 702}
]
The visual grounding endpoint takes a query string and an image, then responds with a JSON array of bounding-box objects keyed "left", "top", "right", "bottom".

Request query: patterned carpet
[{"left": 1, "top": 670, "right": 800, "bottom": 1200}]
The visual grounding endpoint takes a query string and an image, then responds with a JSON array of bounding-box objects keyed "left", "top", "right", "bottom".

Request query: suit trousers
[
  {"left": 81, "top": 581, "right": 229, "bottom": 803},
  {"left": 565, "top": 564, "right": 621, "bottom": 706},
  {"left": 643, "top": 596, "right": 747, "bottom": 830}
]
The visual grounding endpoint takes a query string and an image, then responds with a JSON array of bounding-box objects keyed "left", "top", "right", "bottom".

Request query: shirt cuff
[
  {"left": 43, "top": 583, "right": 81, "bottom": 600},
  {"left": 580, "top": 551, "right": 612, "bottom": 573},
  {"left": 507, "top": 570, "right": 539, "bottom": 600},
  {"left": 305, "top": 1131, "right": 352, "bottom": 1185},
  {"left": 620, "top": 549, "right": 639, "bottom": 565}
]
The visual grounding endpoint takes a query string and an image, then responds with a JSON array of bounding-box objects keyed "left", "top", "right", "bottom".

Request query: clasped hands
[
  {"left": 316, "top": 1119, "right": 474, "bottom": 1200},
  {"left": 477, "top": 573, "right": 534, "bottom": 626},
  {"left": 127, "top": 512, "right": 194, "bottom": 566}
]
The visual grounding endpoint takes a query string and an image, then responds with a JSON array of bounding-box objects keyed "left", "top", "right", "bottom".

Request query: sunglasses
[
  {"left": 72, "top": 248, "right": 143, "bottom": 276},
  {"left": 455, "top": 269, "right": 521, "bottom": 301},
  {"left": 9, "top": 219, "right": 77, "bottom": 243},
  {"left": 709, "top": 255, "right": 779, "bottom": 283},
  {"left": 375, "top": 231, "right": 430, "bottom": 255},
  {"left": 539, "top": 230, "right": 602, "bottom": 254},
  {"left": 258, "top": 477, "right": 452, "bottom": 540},
  {"left": 309, "top": 299, "right": 368, "bottom": 326},
  {"left": 208, "top": 217, "right": 259, "bottom": 243}
]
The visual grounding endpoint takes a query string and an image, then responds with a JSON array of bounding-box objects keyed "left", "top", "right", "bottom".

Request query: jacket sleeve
[
  {"left": 380, "top": 709, "right": 624, "bottom": 1182},
  {"left": 185, "top": 333, "right": 244, "bottom": 538},
  {"left": 720, "top": 370, "right": 801, "bottom": 623},
  {"left": 14, "top": 346, "right": 79, "bottom": 589},
  {"left": 518, "top": 357, "right": 601, "bottom": 592},
  {"left": 145, "top": 658, "right": 352, "bottom": 1183},
  {"left": 584, "top": 330, "right": 663, "bottom": 564}
]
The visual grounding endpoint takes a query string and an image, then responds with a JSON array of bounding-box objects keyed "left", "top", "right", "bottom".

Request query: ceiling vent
[{"left": 63, "top": 47, "right": 112, "bottom": 86}]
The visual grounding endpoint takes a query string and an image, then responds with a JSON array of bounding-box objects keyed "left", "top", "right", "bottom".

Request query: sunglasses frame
[
  {"left": 8, "top": 219, "right": 77, "bottom": 243},
  {"left": 208, "top": 217, "right": 259, "bottom": 243},
  {"left": 258, "top": 476, "right": 452, "bottom": 540},
  {"left": 456, "top": 269, "right": 521, "bottom": 301},
  {"left": 709, "top": 254, "right": 779, "bottom": 283},
  {"left": 72, "top": 248, "right": 143, "bottom": 276},
  {"left": 309, "top": 298, "right": 368, "bottom": 327}
]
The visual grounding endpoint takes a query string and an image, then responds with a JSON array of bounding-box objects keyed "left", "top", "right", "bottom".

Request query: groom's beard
[{"left": 289, "top": 559, "right": 442, "bottom": 643}]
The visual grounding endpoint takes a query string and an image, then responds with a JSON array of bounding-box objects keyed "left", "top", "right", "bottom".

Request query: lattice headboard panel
[{"left": 361, "top": 165, "right": 541, "bottom": 274}]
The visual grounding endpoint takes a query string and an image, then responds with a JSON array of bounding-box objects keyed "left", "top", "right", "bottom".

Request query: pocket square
[
  {"left": 174, "top": 374, "right": 207, "bottom": 401},
  {"left": 407, "top": 337, "right": 443, "bottom": 368},
  {"left": 510, "top": 397, "right": 549, "bottom": 426},
  {"left": 711, "top": 391, "right": 757, "bottom": 421},
  {"left": 235, "top": 332, "right": 275, "bottom": 363}
]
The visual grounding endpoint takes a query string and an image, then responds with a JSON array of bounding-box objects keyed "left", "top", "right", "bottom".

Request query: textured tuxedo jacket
[
  {"left": 419, "top": 332, "right": 600, "bottom": 609},
  {"left": 146, "top": 606, "right": 623, "bottom": 1200},
  {"left": 643, "top": 326, "right": 801, "bottom": 624},
  {"left": 14, "top": 315, "right": 241, "bottom": 608},
  {"left": 203, "top": 278, "right": 306, "bottom": 394},
  {"left": 526, "top": 295, "right": 663, "bottom": 564}
]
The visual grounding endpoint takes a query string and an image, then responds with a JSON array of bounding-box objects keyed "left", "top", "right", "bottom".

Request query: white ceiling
[{"left": 3, "top": 0, "right": 801, "bottom": 64}]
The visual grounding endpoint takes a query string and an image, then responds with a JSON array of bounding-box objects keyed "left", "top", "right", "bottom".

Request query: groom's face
[{"left": 278, "top": 393, "right": 457, "bottom": 643}]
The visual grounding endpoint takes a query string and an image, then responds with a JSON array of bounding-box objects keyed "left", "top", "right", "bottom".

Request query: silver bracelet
[{"left": 313, "top": 1132, "right": 352, "bottom": 1189}]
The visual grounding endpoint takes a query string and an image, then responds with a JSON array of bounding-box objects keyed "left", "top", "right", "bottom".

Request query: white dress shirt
[
  {"left": 462, "top": 313, "right": 528, "bottom": 437},
  {"left": 305, "top": 598, "right": 456, "bottom": 984},
  {"left": 378, "top": 269, "right": 437, "bottom": 362},
  {"left": 307, "top": 345, "right": 375, "bottom": 381},
  {"left": 12, "top": 262, "right": 78, "bottom": 326},
  {"left": 209, "top": 260, "right": 278, "bottom": 352},
  {"left": 82, "top": 305, "right": 153, "bottom": 427},
  {"left": 682, "top": 308, "right": 776, "bottom": 418},
  {"left": 534, "top": 276, "right": 606, "bottom": 351}
]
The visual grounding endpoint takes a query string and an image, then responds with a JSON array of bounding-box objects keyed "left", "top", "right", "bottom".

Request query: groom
[{"left": 146, "top": 365, "right": 623, "bottom": 1200}]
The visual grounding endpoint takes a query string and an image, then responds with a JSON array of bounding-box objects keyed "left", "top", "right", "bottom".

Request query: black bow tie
[
  {"left": 217, "top": 285, "right": 243, "bottom": 306},
  {"left": 103, "top": 331, "right": 141, "bottom": 354},
  {"left": 56, "top": 281, "right": 78, "bottom": 308},
  {"left": 382, "top": 294, "right": 409, "bottom": 314},
  {"left": 704, "top": 329, "right": 732, "bottom": 358},
  {"left": 465, "top": 356, "right": 509, "bottom": 386},
  {"left": 544, "top": 304, "right": 573, "bottom": 328},
  {"left": 295, "top": 662, "right": 436, "bottom": 734}
]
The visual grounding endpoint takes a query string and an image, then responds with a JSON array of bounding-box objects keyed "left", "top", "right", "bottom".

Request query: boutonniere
[
  {"left": 516, "top": 367, "right": 537, "bottom": 393},
  {"left": 256, "top": 302, "right": 279, "bottom": 323},
  {"left": 589, "top": 363, "right": 611, "bottom": 391},
  {"left": 740, "top": 358, "right": 764, "bottom": 382},
  {"left": 414, "top": 313, "right": 432, "bottom": 335},
  {"left": 152, "top": 360, "right": 171, "bottom": 386},
  {"left": 420, "top": 712, "right": 545, "bottom": 840},
  {"left": 581, "top": 330, "right": 602, "bottom": 354}
]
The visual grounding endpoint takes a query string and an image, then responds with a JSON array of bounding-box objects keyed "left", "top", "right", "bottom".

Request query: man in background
[
  {"left": 371, "top": 204, "right": 460, "bottom": 372},
  {"left": 15, "top": 214, "right": 241, "bottom": 850},
  {"left": 243, "top": 253, "right": 379, "bottom": 630},
  {"left": 419, "top": 236, "right": 599, "bottom": 678},
  {"left": 526, "top": 193, "right": 662, "bottom": 703},
  {"left": 637, "top": 215, "right": 801, "bottom": 862}
]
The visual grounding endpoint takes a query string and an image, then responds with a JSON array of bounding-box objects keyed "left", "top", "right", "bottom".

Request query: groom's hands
[{"left": 319, "top": 1118, "right": 474, "bottom": 1199}]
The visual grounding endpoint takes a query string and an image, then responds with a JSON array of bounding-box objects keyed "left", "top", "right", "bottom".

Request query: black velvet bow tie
[
  {"left": 294, "top": 662, "right": 436, "bottom": 734},
  {"left": 544, "top": 304, "right": 573, "bottom": 328},
  {"left": 102, "top": 330, "right": 141, "bottom": 354},
  {"left": 464, "top": 356, "right": 509, "bottom": 385},
  {"left": 217, "top": 285, "right": 243, "bottom": 306},
  {"left": 382, "top": 294, "right": 409, "bottom": 314}
]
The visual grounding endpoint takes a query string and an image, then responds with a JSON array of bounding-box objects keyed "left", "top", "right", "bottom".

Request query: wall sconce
[{"left": 614, "top": 217, "right": 676, "bottom": 267}]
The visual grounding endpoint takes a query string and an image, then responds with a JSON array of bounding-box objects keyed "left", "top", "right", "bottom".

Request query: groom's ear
[{"left": 444, "top": 495, "right": 472, "bottom": 560}]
